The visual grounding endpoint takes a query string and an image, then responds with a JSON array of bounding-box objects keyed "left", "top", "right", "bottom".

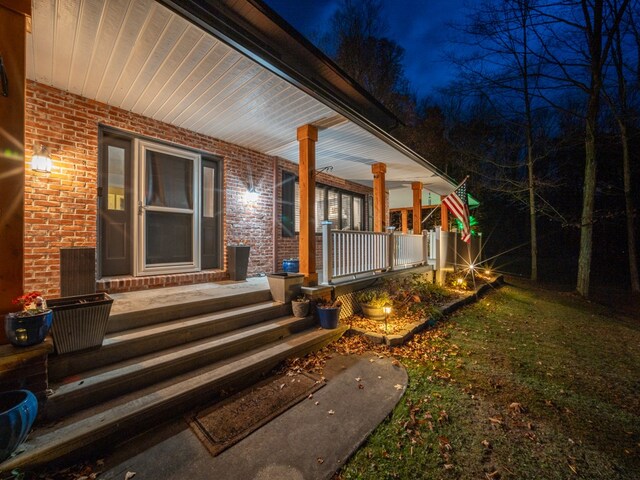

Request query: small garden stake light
[{"left": 383, "top": 305, "right": 392, "bottom": 334}]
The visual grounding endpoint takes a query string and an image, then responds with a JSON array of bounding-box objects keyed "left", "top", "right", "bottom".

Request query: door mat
[{"left": 187, "top": 372, "right": 324, "bottom": 457}]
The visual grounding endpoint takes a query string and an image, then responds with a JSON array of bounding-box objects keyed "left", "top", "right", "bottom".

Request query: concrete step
[
  {"left": 0, "top": 326, "right": 347, "bottom": 473},
  {"left": 46, "top": 315, "right": 315, "bottom": 418},
  {"left": 106, "top": 288, "right": 274, "bottom": 333},
  {"left": 50, "top": 301, "right": 290, "bottom": 380}
]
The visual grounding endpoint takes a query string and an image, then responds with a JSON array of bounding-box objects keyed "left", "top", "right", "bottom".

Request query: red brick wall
[
  {"left": 24, "top": 81, "right": 383, "bottom": 294},
  {"left": 25, "top": 81, "right": 274, "bottom": 295}
]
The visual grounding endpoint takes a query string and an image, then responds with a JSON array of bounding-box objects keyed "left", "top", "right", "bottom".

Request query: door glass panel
[
  {"left": 203, "top": 167, "right": 215, "bottom": 218},
  {"left": 107, "top": 146, "right": 125, "bottom": 211},
  {"left": 146, "top": 211, "right": 193, "bottom": 264},
  {"left": 145, "top": 151, "right": 193, "bottom": 209}
]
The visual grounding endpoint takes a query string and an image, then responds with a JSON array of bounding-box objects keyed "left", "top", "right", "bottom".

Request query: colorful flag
[{"left": 442, "top": 180, "right": 471, "bottom": 243}]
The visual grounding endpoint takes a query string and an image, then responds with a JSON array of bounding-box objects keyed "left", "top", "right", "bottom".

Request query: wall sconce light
[
  {"left": 244, "top": 185, "right": 260, "bottom": 204},
  {"left": 31, "top": 144, "right": 52, "bottom": 173}
]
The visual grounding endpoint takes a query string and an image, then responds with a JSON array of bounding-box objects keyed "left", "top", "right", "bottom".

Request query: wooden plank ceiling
[{"left": 27, "top": 0, "right": 455, "bottom": 196}]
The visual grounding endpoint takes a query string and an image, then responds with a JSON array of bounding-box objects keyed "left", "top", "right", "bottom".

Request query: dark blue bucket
[
  {"left": 282, "top": 258, "right": 299, "bottom": 273},
  {"left": 0, "top": 390, "right": 38, "bottom": 462},
  {"left": 316, "top": 306, "right": 340, "bottom": 329}
]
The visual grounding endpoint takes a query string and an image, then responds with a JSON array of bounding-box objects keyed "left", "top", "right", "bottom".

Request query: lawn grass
[{"left": 337, "top": 278, "right": 640, "bottom": 479}]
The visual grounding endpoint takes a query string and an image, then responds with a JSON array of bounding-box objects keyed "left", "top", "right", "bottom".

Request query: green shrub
[{"left": 356, "top": 289, "right": 392, "bottom": 308}]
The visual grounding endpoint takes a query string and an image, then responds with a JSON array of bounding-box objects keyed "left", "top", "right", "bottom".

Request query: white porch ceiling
[{"left": 27, "top": 0, "right": 457, "bottom": 198}]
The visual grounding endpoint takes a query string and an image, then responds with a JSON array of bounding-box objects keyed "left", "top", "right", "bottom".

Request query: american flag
[{"left": 442, "top": 180, "right": 471, "bottom": 243}]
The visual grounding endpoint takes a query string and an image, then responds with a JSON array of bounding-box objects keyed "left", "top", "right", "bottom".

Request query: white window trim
[{"left": 133, "top": 139, "right": 202, "bottom": 276}]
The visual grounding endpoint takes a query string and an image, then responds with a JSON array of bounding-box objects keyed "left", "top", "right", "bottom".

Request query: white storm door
[{"left": 135, "top": 140, "right": 201, "bottom": 275}]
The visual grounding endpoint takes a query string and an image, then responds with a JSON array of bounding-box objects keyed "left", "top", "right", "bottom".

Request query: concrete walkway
[{"left": 101, "top": 353, "right": 407, "bottom": 480}]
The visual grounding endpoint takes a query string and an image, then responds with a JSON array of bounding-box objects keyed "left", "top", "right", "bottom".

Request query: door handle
[{"left": 138, "top": 201, "right": 146, "bottom": 215}]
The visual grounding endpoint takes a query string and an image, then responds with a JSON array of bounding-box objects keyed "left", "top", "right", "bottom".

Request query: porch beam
[
  {"left": 412, "top": 182, "right": 423, "bottom": 233},
  {"left": 297, "top": 124, "right": 318, "bottom": 286},
  {"left": 401, "top": 209, "right": 408, "bottom": 233},
  {"left": 371, "top": 162, "right": 386, "bottom": 232},
  {"left": 0, "top": 3, "right": 27, "bottom": 343}
]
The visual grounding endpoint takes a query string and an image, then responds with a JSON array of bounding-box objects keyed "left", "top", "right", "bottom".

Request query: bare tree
[
  {"left": 449, "top": 0, "right": 551, "bottom": 281},
  {"left": 325, "top": 0, "right": 414, "bottom": 119},
  {"left": 531, "top": 0, "right": 631, "bottom": 296},
  {"left": 603, "top": 0, "right": 640, "bottom": 292}
]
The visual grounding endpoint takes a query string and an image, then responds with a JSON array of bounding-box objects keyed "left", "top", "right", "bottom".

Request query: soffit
[{"left": 27, "top": 0, "right": 458, "bottom": 197}]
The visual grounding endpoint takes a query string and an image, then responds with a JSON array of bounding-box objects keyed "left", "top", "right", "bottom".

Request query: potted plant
[
  {"left": 4, "top": 292, "right": 53, "bottom": 347},
  {"left": 0, "top": 390, "right": 38, "bottom": 462},
  {"left": 315, "top": 299, "right": 342, "bottom": 329},
  {"left": 48, "top": 292, "right": 114, "bottom": 354},
  {"left": 266, "top": 272, "right": 304, "bottom": 303},
  {"left": 356, "top": 290, "right": 392, "bottom": 321},
  {"left": 291, "top": 295, "right": 310, "bottom": 318}
]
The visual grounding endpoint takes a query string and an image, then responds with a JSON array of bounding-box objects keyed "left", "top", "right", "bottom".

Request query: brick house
[{"left": 2, "top": 0, "right": 472, "bottom": 333}]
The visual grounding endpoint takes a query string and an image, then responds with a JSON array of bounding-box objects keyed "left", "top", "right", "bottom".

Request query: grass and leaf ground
[{"left": 325, "top": 278, "right": 640, "bottom": 479}]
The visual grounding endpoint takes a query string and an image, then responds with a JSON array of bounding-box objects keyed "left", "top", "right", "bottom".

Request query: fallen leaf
[
  {"left": 568, "top": 464, "right": 577, "bottom": 474},
  {"left": 392, "top": 359, "right": 400, "bottom": 367},
  {"left": 509, "top": 402, "right": 525, "bottom": 414},
  {"left": 489, "top": 417, "right": 503, "bottom": 425},
  {"left": 444, "top": 464, "right": 454, "bottom": 470},
  {"left": 358, "top": 384, "right": 365, "bottom": 389},
  {"left": 279, "top": 383, "right": 286, "bottom": 390},
  {"left": 317, "top": 457, "right": 324, "bottom": 464},
  {"left": 125, "top": 472, "right": 136, "bottom": 480},
  {"left": 307, "top": 393, "right": 313, "bottom": 399},
  {"left": 328, "top": 409, "right": 335, "bottom": 415},
  {"left": 394, "top": 384, "right": 403, "bottom": 390},
  {"left": 315, "top": 401, "right": 320, "bottom": 405},
  {"left": 355, "top": 377, "right": 362, "bottom": 382},
  {"left": 486, "top": 470, "right": 500, "bottom": 479},
  {"left": 96, "top": 459, "right": 105, "bottom": 467},
  {"left": 481, "top": 439, "right": 491, "bottom": 449},
  {"left": 378, "top": 376, "right": 382, "bottom": 379}
]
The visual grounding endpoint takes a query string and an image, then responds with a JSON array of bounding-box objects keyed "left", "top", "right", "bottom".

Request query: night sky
[{"left": 262, "top": 0, "right": 469, "bottom": 99}]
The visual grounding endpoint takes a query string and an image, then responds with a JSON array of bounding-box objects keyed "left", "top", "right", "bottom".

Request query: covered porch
[{"left": 12, "top": 0, "right": 473, "bottom": 296}]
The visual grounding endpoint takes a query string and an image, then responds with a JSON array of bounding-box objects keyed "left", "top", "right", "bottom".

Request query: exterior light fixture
[
  {"left": 383, "top": 305, "right": 392, "bottom": 334},
  {"left": 484, "top": 268, "right": 491, "bottom": 276},
  {"left": 31, "top": 144, "right": 52, "bottom": 173},
  {"left": 244, "top": 186, "right": 260, "bottom": 203},
  {"left": 469, "top": 264, "right": 475, "bottom": 271},
  {"left": 456, "top": 277, "right": 464, "bottom": 286}
]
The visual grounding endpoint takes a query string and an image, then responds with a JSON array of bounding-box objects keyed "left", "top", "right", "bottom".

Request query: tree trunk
[
  {"left": 527, "top": 140, "right": 537, "bottom": 282},
  {"left": 576, "top": 114, "right": 598, "bottom": 297},
  {"left": 620, "top": 121, "right": 640, "bottom": 292}
]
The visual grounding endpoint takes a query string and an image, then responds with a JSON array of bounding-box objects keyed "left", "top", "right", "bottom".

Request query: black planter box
[{"left": 48, "top": 293, "right": 113, "bottom": 354}]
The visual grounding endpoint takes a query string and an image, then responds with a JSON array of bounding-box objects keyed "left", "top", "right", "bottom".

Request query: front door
[{"left": 136, "top": 140, "right": 200, "bottom": 275}]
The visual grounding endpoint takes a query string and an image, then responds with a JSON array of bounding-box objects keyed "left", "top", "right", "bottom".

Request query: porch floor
[{"left": 109, "top": 277, "right": 270, "bottom": 317}]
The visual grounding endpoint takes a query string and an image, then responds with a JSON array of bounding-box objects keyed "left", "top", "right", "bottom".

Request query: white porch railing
[{"left": 321, "top": 222, "right": 432, "bottom": 284}]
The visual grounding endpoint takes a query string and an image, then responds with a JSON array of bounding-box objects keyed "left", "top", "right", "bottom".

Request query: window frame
[{"left": 281, "top": 170, "right": 366, "bottom": 236}]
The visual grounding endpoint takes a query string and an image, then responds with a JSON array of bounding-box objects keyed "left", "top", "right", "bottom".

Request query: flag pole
[{"left": 422, "top": 175, "right": 469, "bottom": 225}]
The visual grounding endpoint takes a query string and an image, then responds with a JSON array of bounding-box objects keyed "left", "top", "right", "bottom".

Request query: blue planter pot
[
  {"left": 4, "top": 310, "right": 53, "bottom": 347},
  {"left": 282, "top": 258, "right": 299, "bottom": 273},
  {"left": 317, "top": 306, "right": 340, "bottom": 329},
  {"left": 0, "top": 390, "right": 38, "bottom": 462}
]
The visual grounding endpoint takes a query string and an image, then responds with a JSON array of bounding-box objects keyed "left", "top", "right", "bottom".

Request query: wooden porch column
[
  {"left": 441, "top": 202, "right": 449, "bottom": 231},
  {"left": 401, "top": 209, "right": 408, "bottom": 233},
  {"left": 412, "top": 182, "right": 423, "bottom": 233},
  {"left": 297, "top": 124, "right": 318, "bottom": 286},
  {"left": 0, "top": 1, "right": 30, "bottom": 344},
  {"left": 371, "top": 162, "right": 386, "bottom": 232}
]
